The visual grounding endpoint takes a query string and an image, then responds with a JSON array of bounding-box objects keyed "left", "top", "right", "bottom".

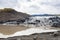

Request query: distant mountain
[
  {"left": 31, "top": 14, "right": 56, "bottom": 16},
  {"left": 0, "top": 8, "right": 30, "bottom": 21}
]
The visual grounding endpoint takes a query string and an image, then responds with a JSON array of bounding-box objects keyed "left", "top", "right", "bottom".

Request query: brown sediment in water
[
  {"left": 0, "top": 25, "right": 60, "bottom": 35},
  {"left": 0, "top": 25, "right": 29, "bottom": 35}
]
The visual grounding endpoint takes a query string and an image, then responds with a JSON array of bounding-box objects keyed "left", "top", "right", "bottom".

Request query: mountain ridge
[{"left": 31, "top": 14, "right": 60, "bottom": 16}]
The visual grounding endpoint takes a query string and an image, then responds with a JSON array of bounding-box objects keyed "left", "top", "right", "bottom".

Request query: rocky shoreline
[{"left": 0, "top": 32, "right": 60, "bottom": 40}]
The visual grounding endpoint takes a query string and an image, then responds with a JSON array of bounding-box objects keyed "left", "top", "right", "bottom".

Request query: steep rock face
[{"left": 0, "top": 8, "right": 30, "bottom": 21}]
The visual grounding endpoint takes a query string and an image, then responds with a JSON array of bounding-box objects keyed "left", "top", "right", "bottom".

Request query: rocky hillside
[{"left": 0, "top": 8, "right": 30, "bottom": 21}]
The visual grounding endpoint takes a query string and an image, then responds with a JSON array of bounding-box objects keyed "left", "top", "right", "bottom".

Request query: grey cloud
[
  {"left": 40, "top": 0, "right": 60, "bottom": 7},
  {"left": 29, "top": 5, "right": 40, "bottom": 10},
  {"left": 0, "top": 0, "right": 17, "bottom": 7},
  {"left": 26, "top": 0, "right": 32, "bottom": 2}
]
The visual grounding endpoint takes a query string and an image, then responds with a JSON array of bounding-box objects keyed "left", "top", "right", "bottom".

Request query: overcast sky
[{"left": 0, "top": 0, "right": 60, "bottom": 15}]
